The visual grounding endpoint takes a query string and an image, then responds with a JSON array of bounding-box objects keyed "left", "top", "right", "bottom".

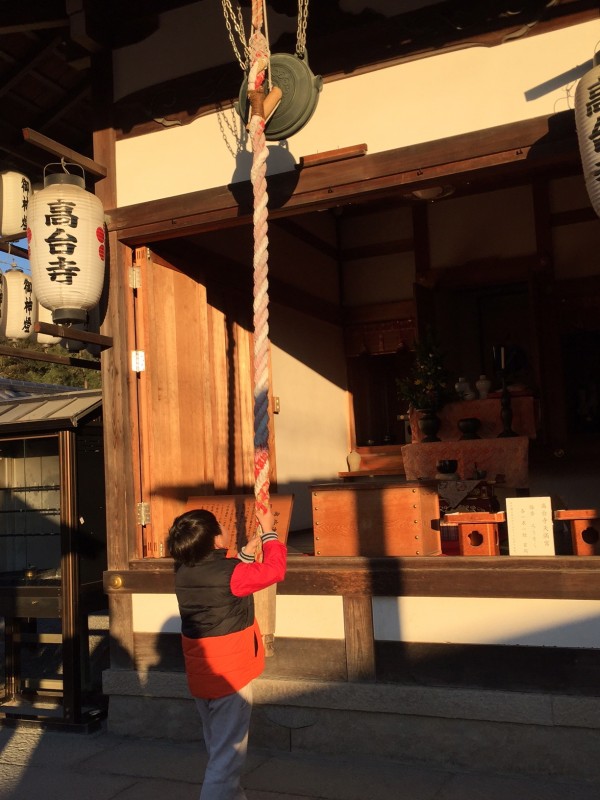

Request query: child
[{"left": 167, "top": 505, "right": 286, "bottom": 800}]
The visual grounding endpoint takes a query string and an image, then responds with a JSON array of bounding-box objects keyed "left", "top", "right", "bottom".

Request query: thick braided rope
[{"left": 248, "top": 14, "right": 270, "bottom": 517}]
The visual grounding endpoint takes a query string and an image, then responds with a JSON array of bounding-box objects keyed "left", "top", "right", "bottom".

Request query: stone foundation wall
[{"left": 103, "top": 670, "right": 600, "bottom": 783}]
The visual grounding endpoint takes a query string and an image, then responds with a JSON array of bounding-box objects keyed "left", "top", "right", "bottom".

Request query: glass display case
[
  {"left": 0, "top": 436, "right": 61, "bottom": 576},
  {"left": 0, "top": 392, "right": 106, "bottom": 730}
]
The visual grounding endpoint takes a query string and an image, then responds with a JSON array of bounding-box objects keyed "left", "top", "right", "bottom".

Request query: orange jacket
[
  {"left": 178, "top": 538, "right": 286, "bottom": 699},
  {"left": 182, "top": 617, "right": 265, "bottom": 699}
]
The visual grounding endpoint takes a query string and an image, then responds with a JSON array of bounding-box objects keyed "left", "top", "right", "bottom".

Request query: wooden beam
[
  {"left": 299, "top": 144, "right": 368, "bottom": 169},
  {"left": 0, "top": 242, "right": 28, "bottom": 259},
  {"left": 0, "top": 344, "right": 100, "bottom": 370},
  {"left": 107, "top": 112, "right": 581, "bottom": 246},
  {"left": 341, "top": 237, "right": 414, "bottom": 262},
  {"left": 272, "top": 218, "right": 339, "bottom": 261},
  {"left": 0, "top": 36, "right": 63, "bottom": 100},
  {"left": 0, "top": 1, "right": 67, "bottom": 35},
  {"left": 34, "top": 321, "right": 113, "bottom": 349},
  {"left": 22, "top": 127, "right": 107, "bottom": 179},
  {"left": 104, "top": 554, "right": 600, "bottom": 600}
]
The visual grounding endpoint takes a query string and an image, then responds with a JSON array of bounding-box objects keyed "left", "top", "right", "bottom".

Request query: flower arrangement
[{"left": 397, "top": 331, "right": 455, "bottom": 412}]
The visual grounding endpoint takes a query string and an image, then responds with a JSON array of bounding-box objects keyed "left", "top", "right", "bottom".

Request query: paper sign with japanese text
[{"left": 506, "top": 496, "right": 554, "bottom": 556}]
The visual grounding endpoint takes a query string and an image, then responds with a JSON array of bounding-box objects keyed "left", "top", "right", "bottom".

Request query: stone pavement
[{"left": 1, "top": 724, "right": 600, "bottom": 800}]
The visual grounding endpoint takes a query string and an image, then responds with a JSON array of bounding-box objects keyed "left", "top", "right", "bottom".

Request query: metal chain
[
  {"left": 296, "top": 0, "right": 309, "bottom": 58},
  {"left": 220, "top": 0, "right": 249, "bottom": 71},
  {"left": 221, "top": 0, "right": 309, "bottom": 67}
]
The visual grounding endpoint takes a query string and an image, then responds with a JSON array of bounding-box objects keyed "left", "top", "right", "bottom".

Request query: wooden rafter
[
  {"left": 0, "top": 35, "right": 63, "bottom": 99},
  {"left": 0, "top": 1, "right": 68, "bottom": 35}
]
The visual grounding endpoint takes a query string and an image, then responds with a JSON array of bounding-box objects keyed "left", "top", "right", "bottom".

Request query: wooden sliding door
[{"left": 132, "top": 247, "right": 255, "bottom": 558}]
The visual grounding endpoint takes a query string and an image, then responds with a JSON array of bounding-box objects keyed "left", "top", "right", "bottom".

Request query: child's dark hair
[{"left": 167, "top": 509, "right": 220, "bottom": 566}]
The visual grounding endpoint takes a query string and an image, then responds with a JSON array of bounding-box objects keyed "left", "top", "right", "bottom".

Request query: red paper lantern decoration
[
  {"left": 28, "top": 166, "right": 105, "bottom": 323},
  {"left": 575, "top": 52, "right": 600, "bottom": 218}
]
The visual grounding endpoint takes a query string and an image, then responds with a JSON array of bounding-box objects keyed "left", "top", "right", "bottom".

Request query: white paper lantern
[
  {"left": 575, "top": 52, "right": 600, "bottom": 218},
  {"left": 0, "top": 271, "right": 5, "bottom": 326},
  {"left": 0, "top": 171, "right": 31, "bottom": 239},
  {"left": 0, "top": 264, "right": 36, "bottom": 340},
  {"left": 35, "top": 299, "right": 62, "bottom": 347},
  {"left": 28, "top": 168, "right": 105, "bottom": 323}
]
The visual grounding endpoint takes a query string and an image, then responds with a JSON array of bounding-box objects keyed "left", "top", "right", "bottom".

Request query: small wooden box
[{"left": 311, "top": 481, "right": 441, "bottom": 557}]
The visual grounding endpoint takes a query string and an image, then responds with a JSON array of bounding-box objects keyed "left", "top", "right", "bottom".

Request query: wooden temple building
[{"left": 2, "top": 0, "right": 600, "bottom": 780}]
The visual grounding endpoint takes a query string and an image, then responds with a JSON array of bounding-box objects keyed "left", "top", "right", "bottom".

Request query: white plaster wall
[
  {"left": 114, "top": 20, "right": 600, "bottom": 207},
  {"left": 270, "top": 304, "right": 350, "bottom": 530},
  {"left": 373, "top": 596, "right": 600, "bottom": 649},
  {"left": 131, "top": 592, "right": 600, "bottom": 649},
  {"left": 274, "top": 595, "right": 345, "bottom": 639},
  {"left": 132, "top": 593, "right": 345, "bottom": 638}
]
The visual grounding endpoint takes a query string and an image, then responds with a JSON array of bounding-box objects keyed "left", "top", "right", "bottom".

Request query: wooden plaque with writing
[{"left": 185, "top": 494, "right": 294, "bottom": 554}]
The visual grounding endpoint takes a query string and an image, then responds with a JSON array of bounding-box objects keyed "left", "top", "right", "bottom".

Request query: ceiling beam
[
  {"left": 271, "top": 218, "right": 339, "bottom": 262},
  {"left": 22, "top": 127, "right": 106, "bottom": 178},
  {"left": 0, "top": 344, "right": 100, "bottom": 370},
  {"left": 0, "top": 2, "right": 68, "bottom": 35},
  {"left": 0, "top": 35, "right": 63, "bottom": 100},
  {"left": 107, "top": 112, "right": 582, "bottom": 246}
]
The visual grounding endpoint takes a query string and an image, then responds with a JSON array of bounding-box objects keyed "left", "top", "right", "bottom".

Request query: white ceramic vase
[
  {"left": 454, "top": 377, "right": 471, "bottom": 399},
  {"left": 347, "top": 449, "right": 362, "bottom": 471},
  {"left": 476, "top": 374, "right": 492, "bottom": 399}
]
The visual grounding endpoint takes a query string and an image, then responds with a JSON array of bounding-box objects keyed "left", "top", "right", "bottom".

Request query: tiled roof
[
  {"left": 0, "top": 382, "right": 101, "bottom": 430},
  {"left": 0, "top": 377, "right": 80, "bottom": 401}
]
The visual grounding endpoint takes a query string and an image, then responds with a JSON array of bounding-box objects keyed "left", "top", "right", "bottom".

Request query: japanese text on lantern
[
  {"left": 42, "top": 200, "right": 80, "bottom": 285},
  {"left": 20, "top": 177, "right": 29, "bottom": 232},
  {"left": 585, "top": 74, "right": 600, "bottom": 186},
  {"left": 22, "top": 278, "right": 33, "bottom": 334}
]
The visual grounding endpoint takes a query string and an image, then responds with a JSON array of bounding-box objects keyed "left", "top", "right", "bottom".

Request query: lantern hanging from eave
[
  {"left": 575, "top": 51, "right": 600, "bottom": 218},
  {"left": 35, "top": 299, "right": 62, "bottom": 347},
  {"left": 0, "top": 171, "right": 31, "bottom": 239},
  {"left": 28, "top": 165, "right": 105, "bottom": 323},
  {"left": 0, "top": 263, "right": 36, "bottom": 340},
  {"left": 0, "top": 270, "right": 5, "bottom": 327},
  {"left": 83, "top": 304, "right": 102, "bottom": 357},
  {"left": 61, "top": 322, "right": 85, "bottom": 353}
]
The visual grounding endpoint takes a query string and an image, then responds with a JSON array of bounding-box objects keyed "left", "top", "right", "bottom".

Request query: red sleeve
[{"left": 230, "top": 540, "right": 287, "bottom": 597}]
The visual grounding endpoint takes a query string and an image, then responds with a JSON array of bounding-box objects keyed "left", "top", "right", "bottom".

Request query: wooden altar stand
[
  {"left": 441, "top": 511, "right": 506, "bottom": 556},
  {"left": 554, "top": 509, "right": 600, "bottom": 556}
]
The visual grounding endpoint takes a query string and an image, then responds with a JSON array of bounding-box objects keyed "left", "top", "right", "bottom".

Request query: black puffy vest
[{"left": 174, "top": 549, "right": 254, "bottom": 639}]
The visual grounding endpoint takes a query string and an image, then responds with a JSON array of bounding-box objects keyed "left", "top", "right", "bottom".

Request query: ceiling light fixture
[{"left": 409, "top": 185, "right": 455, "bottom": 201}]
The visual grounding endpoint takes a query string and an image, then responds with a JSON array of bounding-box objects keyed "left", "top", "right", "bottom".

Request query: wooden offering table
[
  {"left": 401, "top": 436, "right": 529, "bottom": 490},
  {"left": 409, "top": 396, "right": 538, "bottom": 442},
  {"left": 311, "top": 480, "right": 441, "bottom": 557}
]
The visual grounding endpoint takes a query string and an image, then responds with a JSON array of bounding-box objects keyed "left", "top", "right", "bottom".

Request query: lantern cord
[{"left": 248, "top": 0, "right": 271, "bottom": 534}]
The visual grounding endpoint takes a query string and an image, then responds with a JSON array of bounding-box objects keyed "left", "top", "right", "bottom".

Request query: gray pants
[{"left": 195, "top": 682, "right": 253, "bottom": 800}]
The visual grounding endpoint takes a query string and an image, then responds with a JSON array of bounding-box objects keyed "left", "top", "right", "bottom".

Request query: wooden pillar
[{"left": 343, "top": 596, "right": 376, "bottom": 681}]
